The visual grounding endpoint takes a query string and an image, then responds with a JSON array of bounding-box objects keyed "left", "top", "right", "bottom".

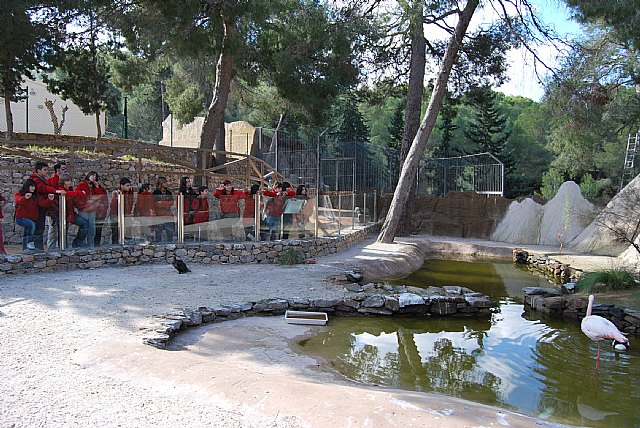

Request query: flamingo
[{"left": 581, "top": 294, "right": 629, "bottom": 369}]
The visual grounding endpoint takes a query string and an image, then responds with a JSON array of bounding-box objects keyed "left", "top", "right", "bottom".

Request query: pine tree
[
  {"left": 464, "top": 84, "right": 515, "bottom": 171},
  {"left": 387, "top": 100, "right": 404, "bottom": 151},
  {"left": 433, "top": 94, "right": 459, "bottom": 157}
]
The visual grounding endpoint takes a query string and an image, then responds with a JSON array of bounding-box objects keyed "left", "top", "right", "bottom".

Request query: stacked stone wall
[{"left": 0, "top": 223, "right": 379, "bottom": 275}]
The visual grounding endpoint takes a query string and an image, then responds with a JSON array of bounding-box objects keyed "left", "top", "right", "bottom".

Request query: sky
[{"left": 494, "top": 0, "right": 584, "bottom": 101}]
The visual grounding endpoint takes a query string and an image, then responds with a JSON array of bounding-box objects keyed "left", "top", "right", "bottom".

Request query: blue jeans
[
  {"left": 155, "top": 221, "right": 174, "bottom": 242},
  {"left": 16, "top": 218, "right": 36, "bottom": 249},
  {"left": 264, "top": 215, "right": 281, "bottom": 241},
  {"left": 76, "top": 211, "right": 96, "bottom": 248},
  {"left": 71, "top": 214, "right": 90, "bottom": 248}
]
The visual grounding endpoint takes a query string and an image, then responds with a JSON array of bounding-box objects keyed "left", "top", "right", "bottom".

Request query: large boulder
[{"left": 570, "top": 174, "right": 640, "bottom": 256}]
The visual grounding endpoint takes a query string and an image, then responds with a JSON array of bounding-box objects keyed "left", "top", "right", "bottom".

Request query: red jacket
[
  {"left": 46, "top": 173, "right": 61, "bottom": 189},
  {"left": 213, "top": 188, "right": 245, "bottom": 215},
  {"left": 262, "top": 189, "right": 295, "bottom": 217},
  {"left": 30, "top": 172, "right": 58, "bottom": 210},
  {"left": 109, "top": 186, "right": 135, "bottom": 217},
  {"left": 75, "top": 181, "right": 108, "bottom": 218},
  {"left": 191, "top": 196, "right": 210, "bottom": 224},
  {"left": 0, "top": 194, "right": 5, "bottom": 219},
  {"left": 181, "top": 189, "right": 198, "bottom": 224},
  {"left": 135, "top": 190, "right": 155, "bottom": 217},
  {"left": 60, "top": 186, "right": 85, "bottom": 223},
  {"left": 14, "top": 192, "right": 53, "bottom": 221},
  {"left": 243, "top": 193, "right": 256, "bottom": 219},
  {"left": 152, "top": 189, "right": 174, "bottom": 217}
]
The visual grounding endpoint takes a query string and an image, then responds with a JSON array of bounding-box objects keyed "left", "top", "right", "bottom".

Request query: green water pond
[{"left": 298, "top": 258, "right": 640, "bottom": 427}]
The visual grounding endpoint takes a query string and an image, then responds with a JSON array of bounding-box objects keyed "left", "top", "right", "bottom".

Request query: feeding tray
[{"left": 285, "top": 310, "right": 328, "bottom": 326}]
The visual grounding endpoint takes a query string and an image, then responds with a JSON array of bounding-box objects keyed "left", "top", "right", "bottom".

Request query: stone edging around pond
[
  {"left": 0, "top": 224, "right": 379, "bottom": 275},
  {"left": 513, "top": 248, "right": 583, "bottom": 281},
  {"left": 514, "top": 249, "right": 640, "bottom": 336},
  {"left": 142, "top": 283, "right": 494, "bottom": 349},
  {"left": 521, "top": 288, "right": 640, "bottom": 336}
]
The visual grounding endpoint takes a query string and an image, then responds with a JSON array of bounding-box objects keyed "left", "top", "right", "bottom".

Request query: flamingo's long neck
[{"left": 586, "top": 295, "right": 594, "bottom": 317}]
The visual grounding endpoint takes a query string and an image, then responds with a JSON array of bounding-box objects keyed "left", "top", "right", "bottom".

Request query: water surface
[{"left": 299, "top": 259, "right": 640, "bottom": 427}]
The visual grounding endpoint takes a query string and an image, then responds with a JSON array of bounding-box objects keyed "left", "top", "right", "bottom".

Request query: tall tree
[
  {"left": 378, "top": 0, "right": 479, "bottom": 243},
  {"left": 0, "top": 1, "right": 64, "bottom": 138},
  {"left": 432, "top": 93, "right": 459, "bottom": 157},
  {"left": 117, "top": 0, "right": 363, "bottom": 172},
  {"left": 464, "top": 84, "right": 512, "bottom": 161}
]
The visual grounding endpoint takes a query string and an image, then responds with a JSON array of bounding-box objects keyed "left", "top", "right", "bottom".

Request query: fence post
[
  {"left": 118, "top": 192, "right": 125, "bottom": 245},
  {"left": 177, "top": 193, "right": 184, "bottom": 243},
  {"left": 58, "top": 194, "right": 67, "bottom": 251}
]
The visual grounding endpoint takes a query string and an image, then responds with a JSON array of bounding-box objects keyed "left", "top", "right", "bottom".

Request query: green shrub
[
  {"left": 537, "top": 170, "right": 565, "bottom": 200},
  {"left": 579, "top": 173, "right": 600, "bottom": 199},
  {"left": 278, "top": 248, "right": 305, "bottom": 265},
  {"left": 576, "top": 268, "right": 639, "bottom": 292}
]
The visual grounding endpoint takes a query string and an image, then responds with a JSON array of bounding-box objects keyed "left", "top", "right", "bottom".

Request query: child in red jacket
[
  {"left": 15, "top": 179, "right": 54, "bottom": 251},
  {"left": 134, "top": 183, "right": 155, "bottom": 242}
]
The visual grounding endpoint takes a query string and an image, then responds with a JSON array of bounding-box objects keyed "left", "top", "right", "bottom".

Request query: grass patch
[
  {"left": 278, "top": 248, "right": 305, "bottom": 265},
  {"left": 577, "top": 267, "right": 640, "bottom": 292}
]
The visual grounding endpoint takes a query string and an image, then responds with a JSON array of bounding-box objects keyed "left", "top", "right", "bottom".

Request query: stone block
[{"left": 430, "top": 301, "right": 457, "bottom": 315}]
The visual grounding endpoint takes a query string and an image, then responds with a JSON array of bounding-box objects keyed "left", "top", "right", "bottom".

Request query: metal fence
[{"left": 418, "top": 153, "right": 504, "bottom": 197}]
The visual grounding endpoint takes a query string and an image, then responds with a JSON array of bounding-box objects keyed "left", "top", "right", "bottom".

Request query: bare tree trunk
[
  {"left": 4, "top": 88, "right": 14, "bottom": 140},
  {"left": 199, "top": 16, "right": 236, "bottom": 174},
  {"left": 378, "top": 0, "right": 479, "bottom": 244},
  {"left": 95, "top": 111, "right": 101, "bottom": 138},
  {"left": 267, "top": 112, "right": 286, "bottom": 172},
  {"left": 397, "top": 0, "right": 426, "bottom": 237}
]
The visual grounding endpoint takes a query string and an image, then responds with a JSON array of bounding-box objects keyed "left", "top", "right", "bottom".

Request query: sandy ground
[{"left": 1, "top": 235, "right": 611, "bottom": 428}]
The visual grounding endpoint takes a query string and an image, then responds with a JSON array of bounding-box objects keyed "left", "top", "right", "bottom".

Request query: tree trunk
[
  {"left": 4, "top": 88, "right": 14, "bottom": 140},
  {"left": 396, "top": 0, "right": 426, "bottom": 237},
  {"left": 199, "top": 16, "right": 236, "bottom": 175},
  {"left": 95, "top": 111, "right": 101, "bottom": 138},
  {"left": 377, "top": 0, "right": 479, "bottom": 244}
]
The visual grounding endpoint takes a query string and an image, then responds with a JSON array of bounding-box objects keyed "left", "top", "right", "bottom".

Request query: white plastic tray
[{"left": 285, "top": 310, "right": 328, "bottom": 326}]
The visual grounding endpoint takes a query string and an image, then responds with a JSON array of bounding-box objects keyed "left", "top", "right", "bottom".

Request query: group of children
[{"left": 6, "top": 161, "right": 312, "bottom": 253}]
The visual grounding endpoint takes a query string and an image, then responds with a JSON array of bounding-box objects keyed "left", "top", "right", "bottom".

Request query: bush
[
  {"left": 278, "top": 248, "right": 305, "bottom": 265},
  {"left": 576, "top": 267, "right": 639, "bottom": 292},
  {"left": 537, "top": 170, "right": 565, "bottom": 200},
  {"left": 579, "top": 173, "right": 599, "bottom": 198}
]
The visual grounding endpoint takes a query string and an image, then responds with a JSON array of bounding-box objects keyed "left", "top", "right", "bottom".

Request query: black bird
[{"left": 172, "top": 256, "right": 191, "bottom": 274}]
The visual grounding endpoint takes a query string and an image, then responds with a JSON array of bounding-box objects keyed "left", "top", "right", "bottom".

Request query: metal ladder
[{"left": 620, "top": 132, "right": 639, "bottom": 190}]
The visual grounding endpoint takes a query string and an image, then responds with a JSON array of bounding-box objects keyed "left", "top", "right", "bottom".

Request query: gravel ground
[{"left": 0, "top": 237, "right": 571, "bottom": 428}]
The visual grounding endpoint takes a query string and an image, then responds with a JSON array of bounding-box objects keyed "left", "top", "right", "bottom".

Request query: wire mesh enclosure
[{"left": 418, "top": 153, "right": 504, "bottom": 197}]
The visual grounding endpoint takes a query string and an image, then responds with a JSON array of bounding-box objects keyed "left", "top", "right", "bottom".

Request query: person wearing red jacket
[
  {"left": 134, "top": 183, "right": 155, "bottom": 242},
  {"left": 242, "top": 184, "right": 260, "bottom": 241},
  {"left": 109, "top": 178, "right": 135, "bottom": 245},
  {"left": 57, "top": 174, "right": 89, "bottom": 248},
  {"left": 191, "top": 186, "right": 210, "bottom": 224},
  {"left": 152, "top": 176, "right": 174, "bottom": 242},
  {"left": 261, "top": 182, "right": 295, "bottom": 241},
  {"left": 213, "top": 180, "right": 245, "bottom": 240},
  {"left": 15, "top": 179, "right": 54, "bottom": 251},
  {"left": 45, "top": 162, "right": 67, "bottom": 250},
  {"left": 75, "top": 171, "right": 107, "bottom": 248},
  {"left": 0, "top": 192, "right": 6, "bottom": 255},
  {"left": 29, "top": 161, "right": 65, "bottom": 251}
]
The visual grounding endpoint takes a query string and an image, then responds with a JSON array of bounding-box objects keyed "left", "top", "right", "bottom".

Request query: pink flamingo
[{"left": 581, "top": 294, "right": 629, "bottom": 369}]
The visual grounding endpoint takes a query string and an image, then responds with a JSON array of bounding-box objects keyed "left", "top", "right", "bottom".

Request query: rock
[
  {"left": 430, "top": 301, "right": 457, "bottom": 315},
  {"left": 253, "top": 298, "right": 289, "bottom": 312},
  {"left": 522, "top": 287, "right": 561, "bottom": 296},
  {"left": 397, "top": 293, "right": 424, "bottom": 308},
  {"left": 345, "top": 272, "right": 363, "bottom": 283},
  {"left": 362, "top": 295, "right": 385, "bottom": 308},
  {"left": 443, "top": 286, "right": 463, "bottom": 295},
  {"left": 561, "top": 282, "right": 576, "bottom": 294},
  {"left": 345, "top": 283, "right": 364, "bottom": 292}
]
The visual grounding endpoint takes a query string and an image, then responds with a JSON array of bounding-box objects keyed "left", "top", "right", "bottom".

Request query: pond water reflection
[{"left": 298, "top": 259, "right": 640, "bottom": 427}]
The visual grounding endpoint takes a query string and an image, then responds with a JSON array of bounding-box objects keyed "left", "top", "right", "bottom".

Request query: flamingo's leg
[{"left": 596, "top": 341, "right": 601, "bottom": 370}]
